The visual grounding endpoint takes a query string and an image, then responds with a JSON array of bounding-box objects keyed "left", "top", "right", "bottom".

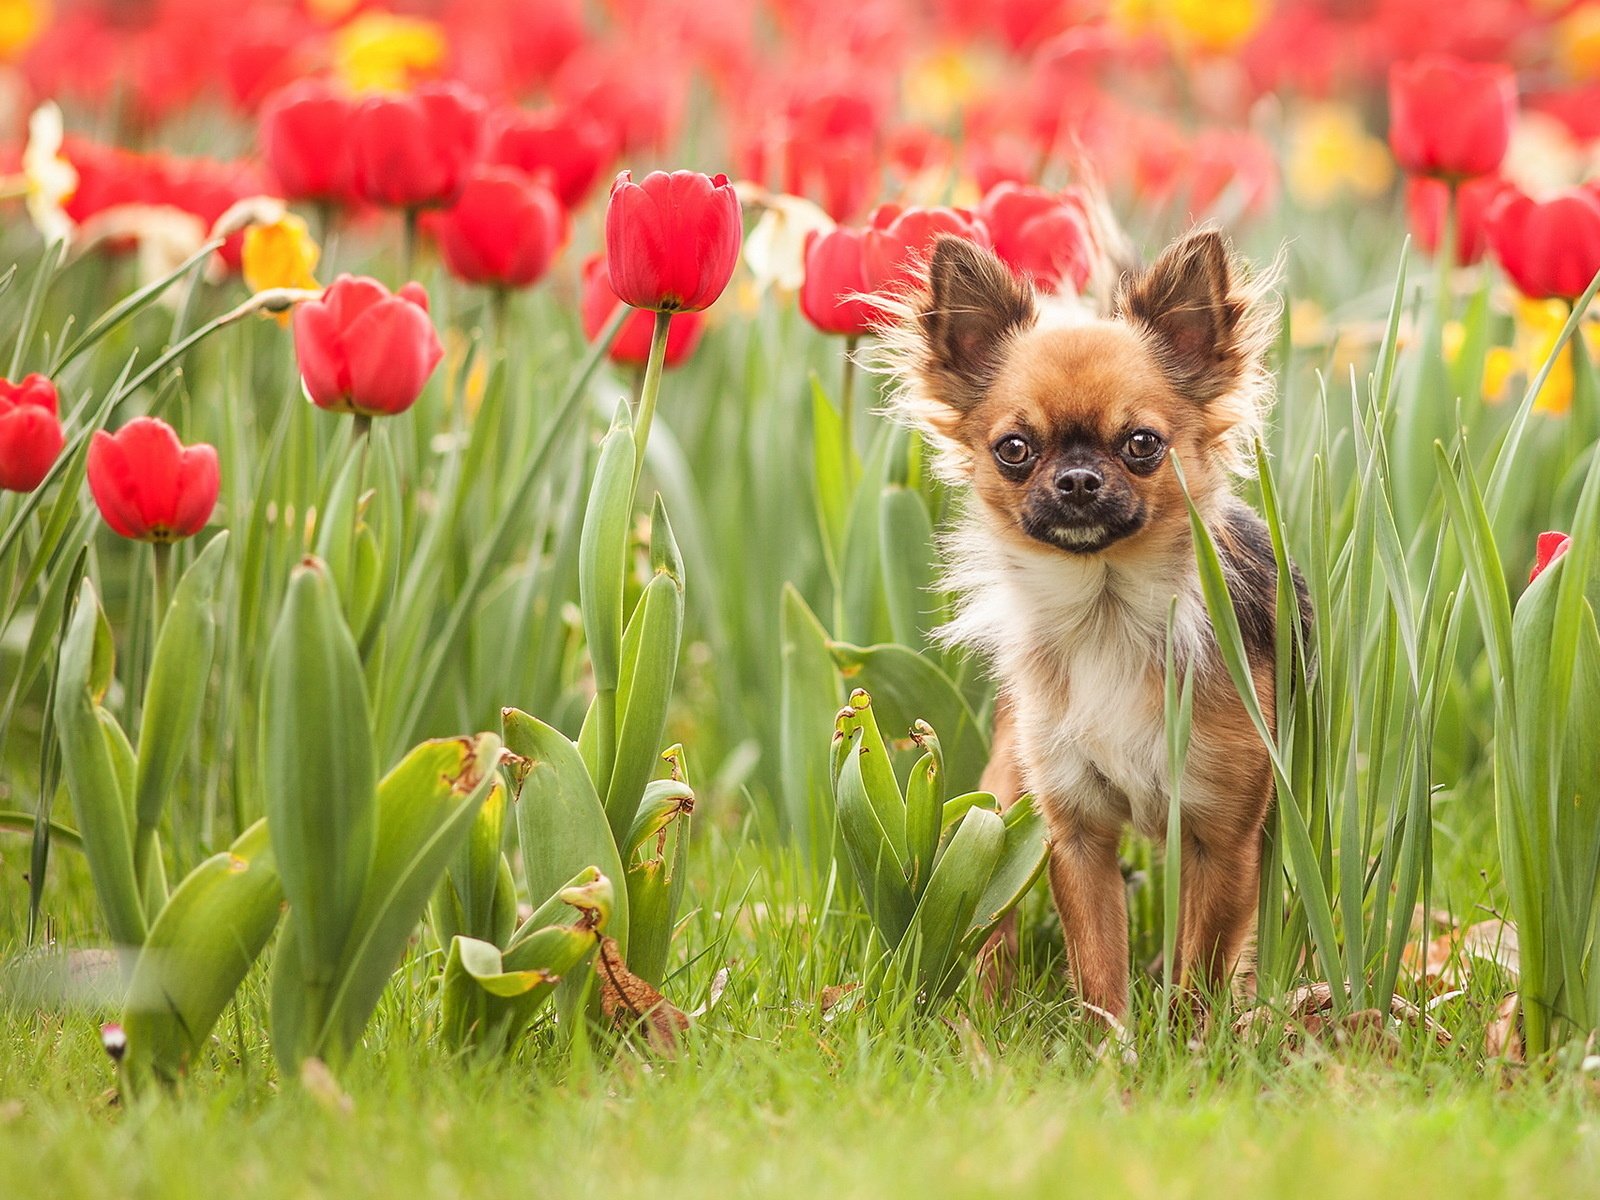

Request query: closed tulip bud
[
  {"left": 87, "top": 417, "right": 219, "bottom": 543},
  {"left": 488, "top": 105, "right": 615, "bottom": 209},
  {"left": 800, "top": 226, "right": 877, "bottom": 337},
  {"left": 293, "top": 275, "right": 443, "bottom": 417},
  {"left": 0, "top": 373, "right": 65, "bottom": 493},
  {"left": 1404, "top": 176, "right": 1507, "bottom": 267},
  {"left": 1388, "top": 55, "right": 1515, "bottom": 181},
  {"left": 1530, "top": 531, "right": 1572, "bottom": 583},
  {"left": 259, "top": 80, "right": 357, "bottom": 205},
  {"left": 350, "top": 82, "right": 486, "bottom": 211},
  {"left": 977, "top": 182, "right": 1093, "bottom": 293},
  {"left": 604, "top": 170, "right": 742, "bottom": 313},
  {"left": 580, "top": 254, "right": 704, "bottom": 368},
  {"left": 1488, "top": 187, "right": 1600, "bottom": 302},
  {"left": 861, "top": 203, "right": 991, "bottom": 296},
  {"left": 424, "top": 166, "right": 566, "bottom": 290}
]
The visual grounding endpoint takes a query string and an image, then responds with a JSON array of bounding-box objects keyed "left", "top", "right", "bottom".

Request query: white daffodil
[
  {"left": 21, "top": 101, "right": 78, "bottom": 246},
  {"left": 742, "top": 189, "right": 834, "bottom": 294}
]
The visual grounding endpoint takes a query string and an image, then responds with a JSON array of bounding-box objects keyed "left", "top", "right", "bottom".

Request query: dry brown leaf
[
  {"left": 819, "top": 982, "right": 859, "bottom": 1019},
  {"left": 1404, "top": 919, "right": 1519, "bottom": 993},
  {"left": 1485, "top": 992, "right": 1524, "bottom": 1063},
  {"left": 1234, "top": 982, "right": 1452, "bottom": 1050},
  {"left": 298, "top": 1058, "right": 354, "bottom": 1114},
  {"left": 596, "top": 936, "right": 689, "bottom": 1053}
]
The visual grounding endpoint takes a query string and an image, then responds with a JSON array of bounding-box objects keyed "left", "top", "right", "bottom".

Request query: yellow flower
[
  {"left": 1285, "top": 104, "right": 1393, "bottom": 210},
  {"left": 334, "top": 12, "right": 447, "bottom": 94},
  {"left": 1489, "top": 298, "right": 1600, "bottom": 416},
  {"left": 0, "top": 0, "right": 48, "bottom": 60},
  {"left": 1558, "top": 5, "right": 1600, "bottom": 81},
  {"left": 1163, "top": 0, "right": 1268, "bottom": 54},
  {"left": 1109, "top": 0, "right": 1162, "bottom": 37},
  {"left": 243, "top": 215, "right": 321, "bottom": 324},
  {"left": 904, "top": 48, "right": 984, "bottom": 125}
]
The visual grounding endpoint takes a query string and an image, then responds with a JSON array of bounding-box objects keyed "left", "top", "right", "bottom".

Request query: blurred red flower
[
  {"left": 978, "top": 182, "right": 1092, "bottom": 293},
  {"left": 1388, "top": 55, "right": 1515, "bottom": 181},
  {"left": 87, "top": 417, "right": 219, "bottom": 543},
  {"left": 425, "top": 167, "right": 567, "bottom": 290},
  {"left": 0, "top": 375, "right": 64, "bottom": 494},
  {"left": 604, "top": 170, "right": 743, "bottom": 313},
  {"left": 350, "top": 83, "right": 486, "bottom": 211},
  {"left": 488, "top": 105, "right": 616, "bottom": 209},
  {"left": 1404, "top": 176, "right": 1507, "bottom": 266},
  {"left": 860, "top": 203, "right": 991, "bottom": 295},
  {"left": 580, "top": 255, "right": 705, "bottom": 368},
  {"left": 260, "top": 81, "right": 358, "bottom": 206},
  {"left": 1488, "top": 188, "right": 1600, "bottom": 302},
  {"left": 801, "top": 226, "right": 877, "bottom": 337},
  {"left": 292, "top": 275, "right": 444, "bottom": 417}
]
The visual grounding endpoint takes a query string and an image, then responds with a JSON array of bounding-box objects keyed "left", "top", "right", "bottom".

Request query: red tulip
[
  {"left": 978, "top": 182, "right": 1093, "bottom": 293},
  {"left": 350, "top": 83, "right": 486, "bottom": 211},
  {"left": 580, "top": 255, "right": 704, "bottom": 369},
  {"left": 1487, "top": 188, "right": 1600, "bottom": 302},
  {"left": 87, "top": 418, "right": 219, "bottom": 543},
  {"left": 0, "top": 375, "right": 65, "bottom": 494},
  {"left": 1404, "top": 176, "right": 1507, "bottom": 267},
  {"left": 260, "top": 81, "right": 357, "bottom": 205},
  {"left": 292, "top": 275, "right": 444, "bottom": 417},
  {"left": 488, "top": 105, "right": 615, "bottom": 209},
  {"left": 1388, "top": 55, "right": 1515, "bottom": 181},
  {"left": 425, "top": 167, "right": 566, "bottom": 290},
  {"left": 800, "top": 227, "right": 877, "bottom": 337},
  {"left": 860, "top": 203, "right": 992, "bottom": 295},
  {"left": 604, "top": 170, "right": 743, "bottom": 313},
  {"left": 1530, "top": 531, "right": 1572, "bottom": 583}
]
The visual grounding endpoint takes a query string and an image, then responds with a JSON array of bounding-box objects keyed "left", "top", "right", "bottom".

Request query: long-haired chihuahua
[{"left": 885, "top": 227, "right": 1308, "bottom": 1022}]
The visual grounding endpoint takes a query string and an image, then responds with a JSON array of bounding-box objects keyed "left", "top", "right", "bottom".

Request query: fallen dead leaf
[
  {"left": 1485, "top": 992, "right": 1523, "bottom": 1063},
  {"left": 299, "top": 1058, "right": 354, "bottom": 1114},
  {"left": 1234, "top": 981, "right": 1452, "bottom": 1050},
  {"left": 596, "top": 937, "right": 689, "bottom": 1054},
  {"left": 689, "top": 967, "right": 729, "bottom": 1019},
  {"left": 1405, "top": 919, "right": 1519, "bottom": 993},
  {"left": 819, "top": 982, "right": 859, "bottom": 1020}
]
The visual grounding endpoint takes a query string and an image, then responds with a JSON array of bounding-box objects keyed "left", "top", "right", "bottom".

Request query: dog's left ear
[{"left": 1117, "top": 229, "right": 1252, "bottom": 404}]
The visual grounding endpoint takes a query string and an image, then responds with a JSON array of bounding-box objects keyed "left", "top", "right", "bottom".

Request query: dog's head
[{"left": 888, "top": 228, "right": 1276, "bottom": 558}]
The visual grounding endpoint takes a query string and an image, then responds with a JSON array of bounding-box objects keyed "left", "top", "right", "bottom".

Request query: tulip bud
[
  {"left": 860, "top": 203, "right": 991, "bottom": 296},
  {"left": 800, "top": 226, "right": 877, "bottom": 337},
  {"left": 604, "top": 170, "right": 742, "bottom": 313},
  {"left": 259, "top": 80, "right": 357, "bottom": 205},
  {"left": 1530, "top": 531, "right": 1573, "bottom": 584},
  {"left": 0, "top": 373, "right": 65, "bottom": 493},
  {"left": 424, "top": 166, "right": 566, "bottom": 290},
  {"left": 488, "top": 104, "right": 615, "bottom": 209},
  {"left": 87, "top": 418, "right": 219, "bottom": 543},
  {"left": 579, "top": 255, "right": 704, "bottom": 368},
  {"left": 349, "top": 82, "right": 486, "bottom": 211},
  {"left": 292, "top": 274, "right": 444, "bottom": 417},
  {"left": 1388, "top": 54, "right": 1515, "bottom": 182},
  {"left": 1487, "top": 187, "right": 1600, "bottom": 302}
]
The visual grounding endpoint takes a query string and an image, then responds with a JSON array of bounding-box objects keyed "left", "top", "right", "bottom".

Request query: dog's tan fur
[{"left": 886, "top": 228, "right": 1301, "bottom": 1020}]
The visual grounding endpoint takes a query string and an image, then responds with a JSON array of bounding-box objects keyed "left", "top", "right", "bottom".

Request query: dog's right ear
[{"left": 915, "top": 236, "right": 1036, "bottom": 421}]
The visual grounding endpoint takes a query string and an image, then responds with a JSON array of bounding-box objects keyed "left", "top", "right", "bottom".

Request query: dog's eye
[
  {"left": 1124, "top": 430, "right": 1165, "bottom": 461},
  {"left": 993, "top": 436, "right": 1035, "bottom": 469}
]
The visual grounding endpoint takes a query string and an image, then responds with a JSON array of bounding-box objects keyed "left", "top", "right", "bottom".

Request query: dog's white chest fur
[{"left": 941, "top": 513, "right": 1209, "bottom": 837}]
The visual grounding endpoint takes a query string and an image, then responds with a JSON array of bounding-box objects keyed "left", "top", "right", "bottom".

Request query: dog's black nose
[{"left": 1055, "top": 467, "right": 1103, "bottom": 503}]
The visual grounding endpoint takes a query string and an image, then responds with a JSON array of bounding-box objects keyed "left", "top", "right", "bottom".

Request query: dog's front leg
[
  {"left": 1048, "top": 820, "right": 1129, "bottom": 1021},
  {"left": 1174, "top": 822, "right": 1262, "bottom": 1000}
]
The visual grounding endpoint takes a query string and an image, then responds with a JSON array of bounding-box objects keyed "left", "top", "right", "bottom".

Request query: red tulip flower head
[
  {"left": 861, "top": 203, "right": 993, "bottom": 296},
  {"left": 1388, "top": 55, "right": 1515, "bottom": 181},
  {"left": 87, "top": 417, "right": 219, "bottom": 542},
  {"left": 1530, "top": 531, "right": 1572, "bottom": 583},
  {"left": 604, "top": 170, "right": 742, "bottom": 312},
  {"left": 488, "top": 105, "right": 615, "bottom": 209},
  {"left": 350, "top": 83, "right": 486, "bottom": 211},
  {"left": 0, "top": 375, "right": 65, "bottom": 493},
  {"left": 580, "top": 255, "right": 705, "bottom": 368},
  {"left": 426, "top": 166, "right": 567, "bottom": 290},
  {"left": 978, "top": 182, "right": 1093, "bottom": 293},
  {"left": 800, "top": 226, "right": 877, "bottom": 337},
  {"left": 1487, "top": 188, "right": 1600, "bottom": 302},
  {"left": 1405, "top": 176, "right": 1507, "bottom": 266},
  {"left": 260, "top": 80, "right": 356, "bottom": 205},
  {"left": 292, "top": 275, "right": 445, "bottom": 417}
]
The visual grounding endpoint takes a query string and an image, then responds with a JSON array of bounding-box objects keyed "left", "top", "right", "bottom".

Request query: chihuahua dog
[{"left": 886, "top": 228, "right": 1308, "bottom": 1021}]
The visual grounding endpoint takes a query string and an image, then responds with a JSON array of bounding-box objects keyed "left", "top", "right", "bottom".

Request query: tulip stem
[
  {"left": 1436, "top": 181, "right": 1458, "bottom": 323},
  {"left": 351, "top": 413, "right": 373, "bottom": 448},
  {"left": 631, "top": 310, "right": 673, "bottom": 486},
  {"left": 402, "top": 208, "right": 420, "bottom": 280},
  {"left": 491, "top": 288, "right": 511, "bottom": 357}
]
